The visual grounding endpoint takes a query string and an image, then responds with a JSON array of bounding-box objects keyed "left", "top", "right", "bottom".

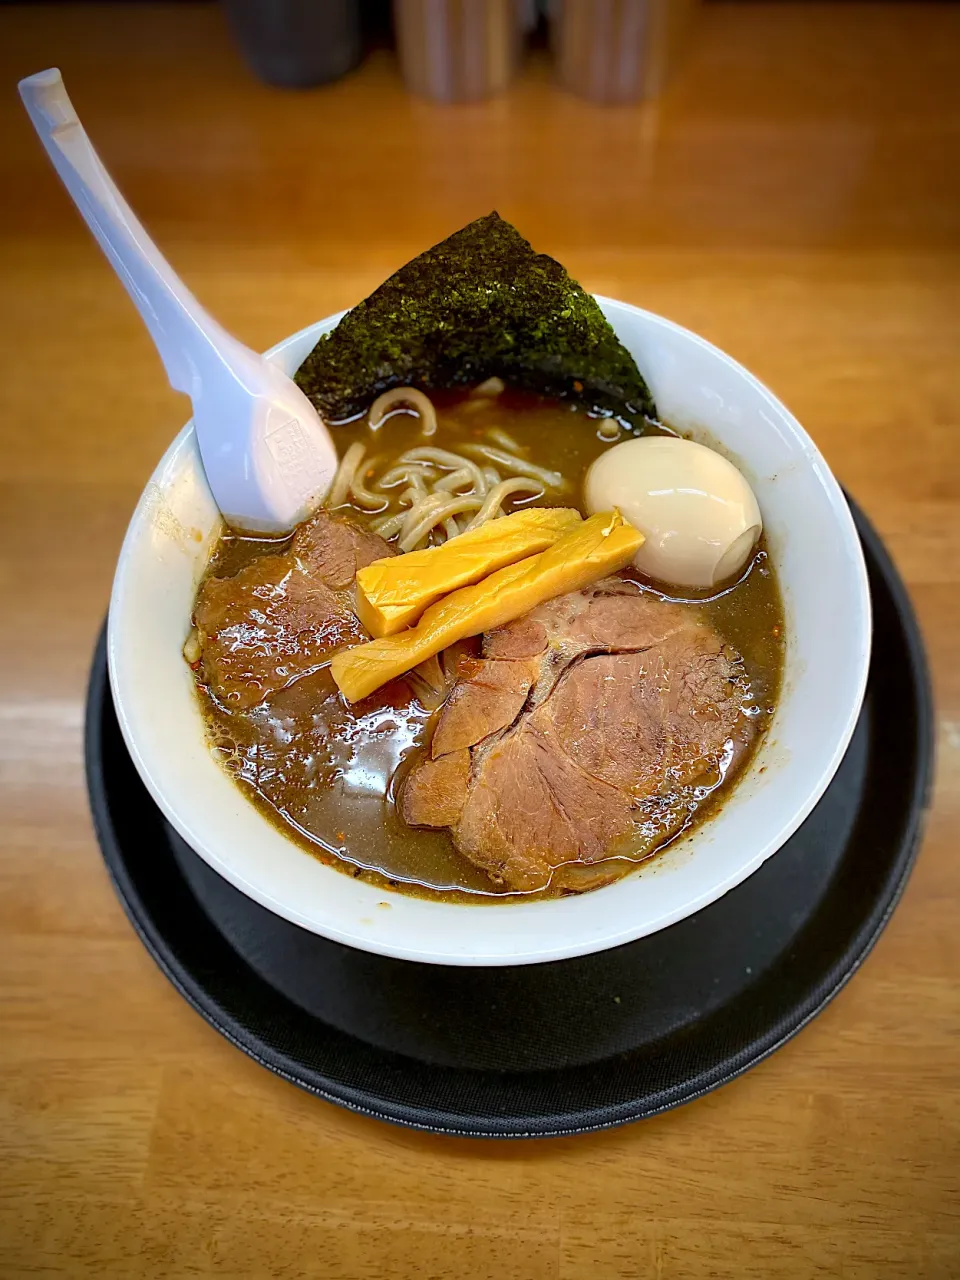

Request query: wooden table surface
[{"left": 2, "top": 4, "right": 958, "bottom": 1276}]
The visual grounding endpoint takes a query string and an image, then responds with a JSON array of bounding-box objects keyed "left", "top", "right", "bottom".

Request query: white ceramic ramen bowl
[{"left": 108, "top": 299, "right": 871, "bottom": 966}]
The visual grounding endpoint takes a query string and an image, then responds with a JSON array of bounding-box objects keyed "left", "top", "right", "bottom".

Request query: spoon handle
[
  {"left": 19, "top": 68, "right": 247, "bottom": 397},
  {"left": 19, "top": 67, "right": 339, "bottom": 534}
]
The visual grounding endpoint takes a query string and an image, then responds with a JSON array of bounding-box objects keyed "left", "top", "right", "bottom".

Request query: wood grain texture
[{"left": 1, "top": 4, "right": 958, "bottom": 1276}]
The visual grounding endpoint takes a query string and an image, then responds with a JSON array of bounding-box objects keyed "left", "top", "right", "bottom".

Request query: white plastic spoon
[{"left": 19, "top": 68, "right": 338, "bottom": 534}]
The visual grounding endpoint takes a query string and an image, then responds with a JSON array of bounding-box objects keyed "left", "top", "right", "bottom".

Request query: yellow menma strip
[
  {"left": 356, "top": 507, "right": 583, "bottom": 637},
  {"left": 332, "top": 510, "right": 644, "bottom": 703}
]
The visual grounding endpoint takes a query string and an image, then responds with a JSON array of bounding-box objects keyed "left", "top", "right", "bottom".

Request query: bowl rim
[{"left": 107, "top": 298, "right": 871, "bottom": 965}]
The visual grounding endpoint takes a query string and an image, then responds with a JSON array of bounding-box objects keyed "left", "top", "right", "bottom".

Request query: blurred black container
[{"left": 222, "top": 0, "right": 362, "bottom": 88}]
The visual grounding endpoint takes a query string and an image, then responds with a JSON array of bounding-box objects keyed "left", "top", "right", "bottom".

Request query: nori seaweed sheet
[{"left": 294, "top": 213, "right": 656, "bottom": 424}]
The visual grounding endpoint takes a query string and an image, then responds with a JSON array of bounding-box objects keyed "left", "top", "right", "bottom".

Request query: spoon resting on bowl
[{"left": 19, "top": 68, "right": 338, "bottom": 534}]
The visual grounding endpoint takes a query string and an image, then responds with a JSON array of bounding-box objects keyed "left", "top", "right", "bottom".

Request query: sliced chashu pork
[
  {"left": 401, "top": 581, "right": 753, "bottom": 892},
  {"left": 194, "top": 510, "right": 391, "bottom": 709}
]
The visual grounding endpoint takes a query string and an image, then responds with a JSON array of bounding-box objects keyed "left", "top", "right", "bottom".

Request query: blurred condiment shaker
[
  {"left": 222, "top": 0, "right": 362, "bottom": 88},
  {"left": 393, "top": 0, "right": 528, "bottom": 103},
  {"left": 550, "top": 0, "right": 698, "bottom": 103}
]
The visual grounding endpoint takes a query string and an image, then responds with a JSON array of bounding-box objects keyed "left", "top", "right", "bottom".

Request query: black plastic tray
[{"left": 85, "top": 504, "right": 933, "bottom": 1138}]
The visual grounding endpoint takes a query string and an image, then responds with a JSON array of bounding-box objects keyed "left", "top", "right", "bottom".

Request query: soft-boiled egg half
[{"left": 584, "top": 436, "right": 762, "bottom": 589}]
